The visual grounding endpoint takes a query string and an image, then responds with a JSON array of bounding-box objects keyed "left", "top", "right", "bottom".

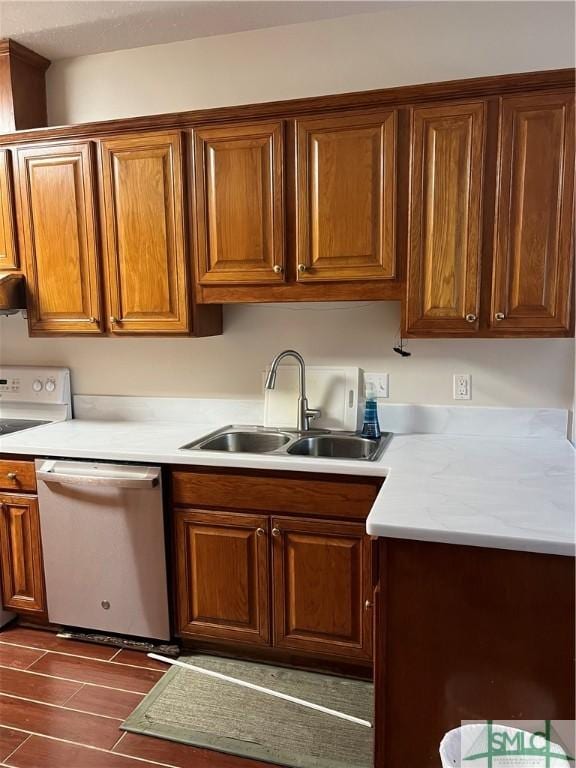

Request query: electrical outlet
[
  {"left": 453, "top": 374, "right": 472, "bottom": 400},
  {"left": 365, "top": 372, "right": 389, "bottom": 398}
]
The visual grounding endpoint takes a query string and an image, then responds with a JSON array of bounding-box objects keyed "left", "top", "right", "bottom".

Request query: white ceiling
[{"left": 0, "top": 1, "right": 394, "bottom": 60}]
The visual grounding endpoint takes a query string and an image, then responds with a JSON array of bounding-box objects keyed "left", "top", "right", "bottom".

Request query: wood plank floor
[{"left": 0, "top": 625, "right": 275, "bottom": 768}]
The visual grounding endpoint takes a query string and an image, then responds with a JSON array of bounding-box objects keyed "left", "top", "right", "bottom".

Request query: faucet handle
[{"left": 305, "top": 407, "right": 321, "bottom": 422}]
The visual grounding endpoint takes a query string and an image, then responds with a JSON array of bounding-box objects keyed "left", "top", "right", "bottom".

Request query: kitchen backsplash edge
[{"left": 73, "top": 396, "right": 568, "bottom": 440}]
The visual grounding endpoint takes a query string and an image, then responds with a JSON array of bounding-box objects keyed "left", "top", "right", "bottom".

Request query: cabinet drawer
[
  {"left": 171, "top": 469, "right": 380, "bottom": 519},
  {"left": 0, "top": 461, "right": 36, "bottom": 493}
]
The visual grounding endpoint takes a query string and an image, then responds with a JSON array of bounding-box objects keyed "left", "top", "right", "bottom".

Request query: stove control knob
[
  {"left": 45, "top": 378, "right": 56, "bottom": 393},
  {"left": 32, "top": 379, "right": 43, "bottom": 392}
]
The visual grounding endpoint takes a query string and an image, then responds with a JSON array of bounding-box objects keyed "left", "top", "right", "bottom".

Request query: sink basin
[
  {"left": 182, "top": 428, "right": 292, "bottom": 454},
  {"left": 287, "top": 433, "right": 391, "bottom": 461},
  {"left": 181, "top": 425, "right": 392, "bottom": 461}
]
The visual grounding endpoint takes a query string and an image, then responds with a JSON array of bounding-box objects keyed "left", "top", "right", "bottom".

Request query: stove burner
[{"left": 0, "top": 419, "right": 49, "bottom": 435}]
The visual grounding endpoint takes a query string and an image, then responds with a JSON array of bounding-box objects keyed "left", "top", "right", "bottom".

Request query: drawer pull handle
[
  {"left": 109, "top": 316, "right": 117, "bottom": 324},
  {"left": 297, "top": 264, "right": 308, "bottom": 273},
  {"left": 272, "top": 265, "right": 283, "bottom": 274},
  {"left": 272, "top": 527, "right": 281, "bottom": 537},
  {"left": 256, "top": 527, "right": 266, "bottom": 537},
  {"left": 465, "top": 314, "right": 477, "bottom": 323},
  {"left": 495, "top": 312, "right": 505, "bottom": 321},
  {"left": 365, "top": 600, "right": 374, "bottom": 611},
  {"left": 6, "top": 473, "right": 17, "bottom": 480}
]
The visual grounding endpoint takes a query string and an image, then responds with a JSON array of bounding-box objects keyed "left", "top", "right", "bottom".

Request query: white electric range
[
  {"left": 0, "top": 366, "right": 72, "bottom": 627},
  {"left": 0, "top": 366, "right": 71, "bottom": 435}
]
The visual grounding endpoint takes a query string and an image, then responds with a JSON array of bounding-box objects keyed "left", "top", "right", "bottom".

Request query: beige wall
[
  {"left": 2, "top": 305, "right": 573, "bottom": 407},
  {"left": 2, "top": 2, "right": 574, "bottom": 407},
  {"left": 47, "top": 2, "right": 575, "bottom": 124}
]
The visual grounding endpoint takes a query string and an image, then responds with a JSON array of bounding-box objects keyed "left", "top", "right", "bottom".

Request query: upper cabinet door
[
  {"left": 0, "top": 150, "right": 17, "bottom": 270},
  {"left": 295, "top": 111, "right": 397, "bottom": 282},
  {"left": 17, "top": 142, "right": 102, "bottom": 334},
  {"left": 193, "top": 121, "right": 284, "bottom": 285},
  {"left": 100, "top": 132, "right": 189, "bottom": 334},
  {"left": 406, "top": 102, "right": 485, "bottom": 334},
  {"left": 491, "top": 93, "right": 575, "bottom": 335}
]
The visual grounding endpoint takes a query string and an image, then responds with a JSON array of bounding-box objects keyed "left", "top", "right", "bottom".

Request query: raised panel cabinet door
[
  {"left": 295, "top": 111, "right": 397, "bottom": 282},
  {"left": 100, "top": 132, "right": 189, "bottom": 333},
  {"left": 272, "top": 517, "right": 372, "bottom": 660},
  {"left": 0, "top": 494, "right": 45, "bottom": 613},
  {"left": 175, "top": 509, "right": 270, "bottom": 645},
  {"left": 406, "top": 101, "right": 486, "bottom": 334},
  {"left": 0, "top": 150, "right": 17, "bottom": 269},
  {"left": 16, "top": 142, "right": 102, "bottom": 334},
  {"left": 193, "top": 122, "right": 285, "bottom": 284},
  {"left": 491, "top": 92, "right": 575, "bottom": 334}
]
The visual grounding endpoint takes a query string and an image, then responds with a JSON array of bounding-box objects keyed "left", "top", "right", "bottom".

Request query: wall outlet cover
[{"left": 453, "top": 373, "right": 472, "bottom": 400}]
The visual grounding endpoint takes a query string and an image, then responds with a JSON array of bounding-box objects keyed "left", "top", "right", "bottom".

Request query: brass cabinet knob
[
  {"left": 6, "top": 472, "right": 17, "bottom": 480},
  {"left": 109, "top": 316, "right": 117, "bottom": 324},
  {"left": 272, "top": 527, "right": 281, "bottom": 537},
  {"left": 89, "top": 317, "right": 97, "bottom": 323},
  {"left": 365, "top": 600, "right": 374, "bottom": 611},
  {"left": 465, "top": 314, "right": 477, "bottom": 323},
  {"left": 495, "top": 312, "right": 505, "bottom": 321},
  {"left": 256, "top": 527, "right": 266, "bottom": 537},
  {"left": 272, "top": 265, "right": 283, "bottom": 274},
  {"left": 297, "top": 264, "right": 308, "bottom": 273}
]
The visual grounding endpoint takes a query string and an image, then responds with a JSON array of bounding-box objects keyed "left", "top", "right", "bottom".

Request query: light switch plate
[{"left": 365, "top": 372, "right": 389, "bottom": 398}]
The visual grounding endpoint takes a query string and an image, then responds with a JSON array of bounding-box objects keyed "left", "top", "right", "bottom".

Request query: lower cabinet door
[
  {"left": 0, "top": 495, "right": 46, "bottom": 614},
  {"left": 175, "top": 509, "right": 270, "bottom": 645},
  {"left": 272, "top": 516, "right": 373, "bottom": 660}
]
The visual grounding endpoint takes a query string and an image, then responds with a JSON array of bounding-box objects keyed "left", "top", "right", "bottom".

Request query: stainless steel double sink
[{"left": 181, "top": 425, "right": 392, "bottom": 462}]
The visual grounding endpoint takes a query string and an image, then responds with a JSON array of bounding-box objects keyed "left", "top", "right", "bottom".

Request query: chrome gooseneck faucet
[{"left": 265, "top": 350, "right": 321, "bottom": 432}]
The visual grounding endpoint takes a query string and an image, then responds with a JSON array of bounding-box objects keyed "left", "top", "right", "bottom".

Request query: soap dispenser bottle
[{"left": 361, "top": 381, "right": 381, "bottom": 439}]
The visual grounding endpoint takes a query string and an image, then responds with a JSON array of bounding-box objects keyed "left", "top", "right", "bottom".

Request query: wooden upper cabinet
[
  {"left": 175, "top": 509, "right": 270, "bottom": 645},
  {"left": 193, "top": 121, "right": 284, "bottom": 285},
  {"left": 100, "top": 132, "right": 189, "bottom": 334},
  {"left": 491, "top": 92, "right": 575, "bottom": 335},
  {"left": 0, "top": 150, "right": 17, "bottom": 269},
  {"left": 0, "top": 494, "right": 45, "bottom": 614},
  {"left": 16, "top": 142, "right": 102, "bottom": 334},
  {"left": 406, "top": 102, "right": 485, "bottom": 334},
  {"left": 272, "top": 516, "right": 372, "bottom": 660},
  {"left": 295, "top": 111, "right": 397, "bottom": 282}
]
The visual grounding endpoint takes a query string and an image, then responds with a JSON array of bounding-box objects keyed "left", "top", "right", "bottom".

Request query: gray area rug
[{"left": 121, "top": 654, "right": 373, "bottom": 768}]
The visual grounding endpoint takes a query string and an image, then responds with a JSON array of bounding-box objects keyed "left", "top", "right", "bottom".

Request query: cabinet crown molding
[
  {"left": 0, "top": 39, "right": 50, "bottom": 71},
  {"left": 0, "top": 67, "right": 573, "bottom": 146}
]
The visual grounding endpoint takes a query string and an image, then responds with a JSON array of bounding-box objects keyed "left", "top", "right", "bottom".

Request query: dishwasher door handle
[{"left": 36, "top": 469, "right": 159, "bottom": 489}]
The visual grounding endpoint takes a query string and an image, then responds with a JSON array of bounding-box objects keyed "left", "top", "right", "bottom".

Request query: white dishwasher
[{"left": 36, "top": 459, "right": 170, "bottom": 641}]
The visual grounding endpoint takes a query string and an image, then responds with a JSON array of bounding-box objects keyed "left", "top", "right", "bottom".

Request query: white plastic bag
[{"left": 439, "top": 723, "right": 570, "bottom": 767}]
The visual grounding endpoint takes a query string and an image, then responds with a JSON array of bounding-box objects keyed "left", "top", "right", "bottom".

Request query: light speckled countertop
[{"left": 1, "top": 408, "right": 573, "bottom": 557}]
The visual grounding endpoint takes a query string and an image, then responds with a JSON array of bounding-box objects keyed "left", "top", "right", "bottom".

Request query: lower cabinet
[
  {"left": 0, "top": 493, "right": 46, "bottom": 614},
  {"left": 175, "top": 509, "right": 270, "bottom": 645},
  {"left": 373, "top": 539, "right": 575, "bottom": 767},
  {"left": 272, "top": 516, "right": 373, "bottom": 660},
  {"left": 272, "top": 517, "right": 372, "bottom": 658},
  {"left": 174, "top": 504, "right": 374, "bottom": 662}
]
